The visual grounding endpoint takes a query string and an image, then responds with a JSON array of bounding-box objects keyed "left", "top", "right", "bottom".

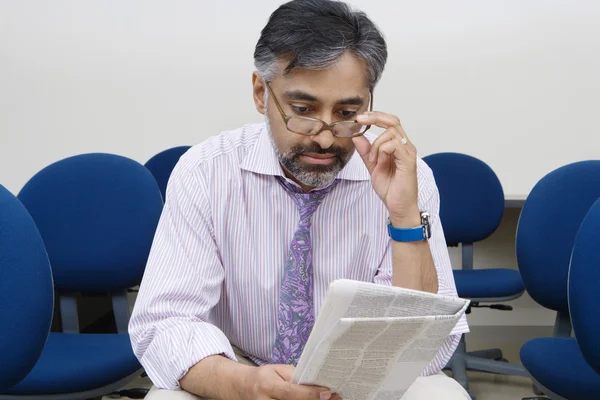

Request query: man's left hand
[{"left": 353, "top": 111, "right": 420, "bottom": 227}]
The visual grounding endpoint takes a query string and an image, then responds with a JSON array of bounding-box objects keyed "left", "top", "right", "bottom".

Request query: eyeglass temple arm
[{"left": 265, "top": 81, "right": 289, "bottom": 120}]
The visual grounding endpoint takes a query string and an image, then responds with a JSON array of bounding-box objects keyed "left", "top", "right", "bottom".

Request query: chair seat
[
  {"left": 520, "top": 337, "right": 600, "bottom": 400},
  {"left": 453, "top": 269, "right": 524, "bottom": 299},
  {"left": 4, "top": 333, "right": 141, "bottom": 395}
]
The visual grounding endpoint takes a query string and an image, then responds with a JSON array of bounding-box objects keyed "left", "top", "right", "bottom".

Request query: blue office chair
[
  {"left": 519, "top": 197, "right": 600, "bottom": 399},
  {"left": 144, "top": 146, "right": 191, "bottom": 200},
  {"left": 0, "top": 185, "right": 54, "bottom": 392},
  {"left": 1, "top": 153, "right": 163, "bottom": 399},
  {"left": 517, "top": 160, "right": 600, "bottom": 337},
  {"left": 516, "top": 160, "right": 600, "bottom": 398},
  {"left": 423, "top": 153, "right": 526, "bottom": 397}
]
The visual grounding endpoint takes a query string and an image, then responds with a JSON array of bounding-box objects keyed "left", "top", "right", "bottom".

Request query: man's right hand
[
  {"left": 181, "top": 355, "right": 340, "bottom": 400},
  {"left": 238, "top": 364, "right": 338, "bottom": 400}
]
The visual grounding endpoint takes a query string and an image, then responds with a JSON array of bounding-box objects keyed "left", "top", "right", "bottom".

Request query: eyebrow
[{"left": 283, "top": 90, "right": 365, "bottom": 106}]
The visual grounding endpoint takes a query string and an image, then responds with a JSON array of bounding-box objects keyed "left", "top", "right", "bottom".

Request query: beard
[{"left": 265, "top": 112, "right": 353, "bottom": 188}]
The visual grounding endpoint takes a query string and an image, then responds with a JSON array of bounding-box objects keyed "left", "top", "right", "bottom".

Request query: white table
[{"left": 505, "top": 194, "right": 527, "bottom": 208}]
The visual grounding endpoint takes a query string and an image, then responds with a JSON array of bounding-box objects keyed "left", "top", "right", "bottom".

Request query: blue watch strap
[
  {"left": 387, "top": 224, "right": 426, "bottom": 242},
  {"left": 387, "top": 212, "right": 431, "bottom": 242}
]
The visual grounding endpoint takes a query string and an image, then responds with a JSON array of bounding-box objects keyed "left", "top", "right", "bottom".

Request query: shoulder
[{"left": 177, "top": 123, "right": 263, "bottom": 174}]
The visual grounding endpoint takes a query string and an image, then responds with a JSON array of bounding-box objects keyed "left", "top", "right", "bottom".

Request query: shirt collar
[{"left": 240, "top": 123, "right": 371, "bottom": 182}]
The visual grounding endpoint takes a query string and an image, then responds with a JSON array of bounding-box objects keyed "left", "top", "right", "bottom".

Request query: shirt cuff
[
  {"left": 420, "top": 333, "right": 462, "bottom": 376},
  {"left": 450, "top": 312, "right": 470, "bottom": 336},
  {"left": 140, "top": 322, "right": 237, "bottom": 390}
]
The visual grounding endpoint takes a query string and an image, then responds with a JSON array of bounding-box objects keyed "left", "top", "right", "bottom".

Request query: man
[{"left": 130, "top": 0, "right": 470, "bottom": 399}]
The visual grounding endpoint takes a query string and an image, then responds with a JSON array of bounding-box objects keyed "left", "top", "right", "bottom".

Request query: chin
[
  {"left": 300, "top": 163, "right": 337, "bottom": 173},
  {"left": 296, "top": 169, "right": 339, "bottom": 187}
]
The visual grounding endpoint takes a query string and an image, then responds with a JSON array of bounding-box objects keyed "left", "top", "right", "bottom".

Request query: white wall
[
  {"left": 5, "top": 0, "right": 591, "bottom": 326},
  {"left": 1, "top": 0, "right": 599, "bottom": 197}
]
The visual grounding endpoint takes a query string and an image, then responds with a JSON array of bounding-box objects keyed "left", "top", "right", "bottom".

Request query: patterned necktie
[{"left": 271, "top": 177, "right": 339, "bottom": 365}]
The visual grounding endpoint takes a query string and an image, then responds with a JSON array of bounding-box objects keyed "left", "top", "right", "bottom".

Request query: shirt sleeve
[
  {"left": 373, "top": 159, "right": 469, "bottom": 375},
  {"left": 128, "top": 161, "right": 236, "bottom": 390}
]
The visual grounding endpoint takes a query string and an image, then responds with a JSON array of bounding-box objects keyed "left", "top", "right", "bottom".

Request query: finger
[
  {"left": 271, "top": 381, "right": 330, "bottom": 400},
  {"left": 375, "top": 139, "right": 409, "bottom": 171},
  {"left": 271, "top": 366, "right": 331, "bottom": 400},
  {"left": 351, "top": 135, "right": 375, "bottom": 173},
  {"left": 373, "top": 151, "right": 391, "bottom": 174},
  {"left": 383, "top": 126, "right": 416, "bottom": 158},
  {"left": 357, "top": 112, "right": 414, "bottom": 149},
  {"left": 370, "top": 128, "right": 403, "bottom": 165},
  {"left": 356, "top": 111, "right": 401, "bottom": 129},
  {"left": 394, "top": 122, "right": 414, "bottom": 148},
  {"left": 378, "top": 138, "right": 407, "bottom": 158}
]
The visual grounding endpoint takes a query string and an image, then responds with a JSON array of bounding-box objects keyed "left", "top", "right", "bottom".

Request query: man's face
[{"left": 253, "top": 52, "right": 371, "bottom": 189}]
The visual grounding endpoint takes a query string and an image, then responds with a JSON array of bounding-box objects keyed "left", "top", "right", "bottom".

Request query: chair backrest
[
  {"left": 145, "top": 146, "right": 191, "bottom": 200},
  {"left": 423, "top": 152, "right": 505, "bottom": 246},
  {"left": 17, "top": 153, "right": 164, "bottom": 294},
  {"left": 568, "top": 197, "right": 600, "bottom": 375},
  {"left": 516, "top": 160, "right": 600, "bottom": 313},
  {"left": 0, "top": 185, "right": 54, "bottom": 390}
]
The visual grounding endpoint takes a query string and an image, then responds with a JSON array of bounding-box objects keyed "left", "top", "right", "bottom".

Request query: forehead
[{"left": 273, "top": 53, "right": 370, "bottom": 101}]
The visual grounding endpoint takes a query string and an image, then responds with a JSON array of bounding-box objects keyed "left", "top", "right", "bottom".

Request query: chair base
[
  {"left": 0, "top": 369, "right": 143, "bottom": 400},
  {"left": 520, "top": 375, "right": 567, "bottom": 400},
  {"left": 447, "top": 336, "right": 528, "bottom": 400},
  {"left": 467, "top": 348, "right": 503, "bottom": 361}
]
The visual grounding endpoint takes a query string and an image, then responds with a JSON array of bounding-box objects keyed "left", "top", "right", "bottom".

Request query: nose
[{"left": 311, "top": 127, "right": 336, "bottom": 149}]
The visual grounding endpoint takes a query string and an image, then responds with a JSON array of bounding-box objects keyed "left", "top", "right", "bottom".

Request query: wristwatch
[{"left": 387, "top": 211, "right": 432, "bottom": 242}]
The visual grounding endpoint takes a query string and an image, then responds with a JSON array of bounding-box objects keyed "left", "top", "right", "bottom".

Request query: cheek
[
  {"left": 337, "top": 138, "right": 356, "bottom": 155},
  {"left": 273, "top": 135, "right": 293, "bottom": 155},
  {"left": 267, "top": 114, "right": 296, "bottom": 153}
]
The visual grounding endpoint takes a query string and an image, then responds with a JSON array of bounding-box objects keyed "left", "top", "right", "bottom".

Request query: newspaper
[{"left": 292, "top": 279, "right": 469, "bottom": 400}]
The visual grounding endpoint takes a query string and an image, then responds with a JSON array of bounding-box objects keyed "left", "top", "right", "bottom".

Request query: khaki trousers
[{"left": 144, "top": 348, "right": 470, "bottom": 400}]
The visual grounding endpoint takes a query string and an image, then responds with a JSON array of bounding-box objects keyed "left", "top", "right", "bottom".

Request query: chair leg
[
  {"left": 464, "top": 356, "right": 527, "bottom": 376},
  {"left": 553, "top": 311, "right": 572, "bottom": 338},
  {"left": 448, "top": 336, "right": 476, "bottom": 399},
  {"left": 110, "top": 388, "right": 149, "bottom": 399},
  {"left": 525, "top": 376, "right": 568, "bottom": 400},
  {"left": 467, "top": 348, "right": 503, "bottom": 360}
]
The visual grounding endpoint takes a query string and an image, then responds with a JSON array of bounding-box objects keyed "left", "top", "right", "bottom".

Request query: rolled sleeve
[
  {"left": 138, "top": 319, "right": 236, "bottom": 389},
  {"left": 128, "top": 159, "right": 236, "bottom": 390}
]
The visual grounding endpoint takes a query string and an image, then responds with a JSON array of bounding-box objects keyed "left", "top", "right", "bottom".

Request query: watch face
[
  {"left": 421, "top": 211, "right": 432, "bottom": 239},
  {"left": 388, "top": 212, "right": 431, "bottom": 242}
]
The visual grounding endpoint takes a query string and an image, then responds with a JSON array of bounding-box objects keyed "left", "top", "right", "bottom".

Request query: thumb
[
  {"left": 352, "top": 135, "right": 374, "bottom": 173},
  {"left": 273, "top": 364, "right": 296, "bottom": 382}
]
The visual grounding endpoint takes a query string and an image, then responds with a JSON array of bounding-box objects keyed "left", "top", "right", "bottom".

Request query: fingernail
[
  {"left": 320, "top": 391, "right": 332, "bottom": 400},
  {"left": 357, "top": 114, "right": 369, "bottom": 122}
]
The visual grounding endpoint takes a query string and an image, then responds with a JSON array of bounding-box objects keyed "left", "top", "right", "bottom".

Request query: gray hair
[{"left": 254, "top": 0, "right": 388, "bottom": 90}]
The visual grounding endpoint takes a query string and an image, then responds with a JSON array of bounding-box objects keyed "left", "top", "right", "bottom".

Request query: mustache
[{"left": 288, "top": 143, "right": 348, "bottom": 158}]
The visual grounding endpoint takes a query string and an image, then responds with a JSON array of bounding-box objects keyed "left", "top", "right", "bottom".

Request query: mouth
[{"left": 300, "top": 153, "right": 337, "bottom": 165}]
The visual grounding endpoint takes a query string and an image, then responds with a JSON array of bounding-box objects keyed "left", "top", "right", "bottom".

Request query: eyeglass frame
[{"left": 265, "top": 81, "right": 373, "bottom": 138}]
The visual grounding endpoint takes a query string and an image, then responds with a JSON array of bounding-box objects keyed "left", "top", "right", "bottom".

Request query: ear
[{"left": 252, "top": 72, "right": 266, "bottom": 115}]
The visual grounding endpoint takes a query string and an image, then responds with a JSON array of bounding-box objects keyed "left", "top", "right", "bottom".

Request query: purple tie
[{"left": 271, "top": 177, "right": 338, "bottom": 365}]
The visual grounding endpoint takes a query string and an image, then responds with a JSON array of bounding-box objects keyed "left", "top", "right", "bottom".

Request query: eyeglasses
[{"left": 265, "top": 81, "right": 373, "bottom": 138}]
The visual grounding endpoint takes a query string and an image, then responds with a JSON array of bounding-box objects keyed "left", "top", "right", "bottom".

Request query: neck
[{"left": 281, "top": 165, "right": 315, "bottom": 193}]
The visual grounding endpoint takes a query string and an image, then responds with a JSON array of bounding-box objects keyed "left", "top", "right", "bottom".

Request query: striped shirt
[{"left": 129, "top": 123, "right": 469, "bottom": 390}]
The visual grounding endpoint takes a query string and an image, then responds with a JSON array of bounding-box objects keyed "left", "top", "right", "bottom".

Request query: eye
[
  {"left": 338, "top": 110, "right": 357, "bottom": 118},
  {"left": 291, "top": 105, "right": 313, "bottom": 115}
]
